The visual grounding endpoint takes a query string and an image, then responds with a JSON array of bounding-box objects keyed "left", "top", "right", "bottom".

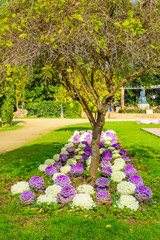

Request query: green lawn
[
  {"left": 0, "top": 124, "right": 23, "bottom": 131},
  {"left": 0, "top": 122, "right": 160, "bottom": 240}
]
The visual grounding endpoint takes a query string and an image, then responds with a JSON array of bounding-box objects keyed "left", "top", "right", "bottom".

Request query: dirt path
[{"left": 0, "top": 118, "right": 89, "bottom": 154}]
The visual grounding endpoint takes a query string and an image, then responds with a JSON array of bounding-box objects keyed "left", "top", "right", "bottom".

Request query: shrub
[
  {"left": 1, "top": 96, "right": 14, "bottom": 126},
  {"left": 25, "top": 100, "right": 82, "bottom": 118}
]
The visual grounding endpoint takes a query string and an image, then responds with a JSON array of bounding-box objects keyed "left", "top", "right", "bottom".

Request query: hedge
[{"left": 25, "top": 100, "right": 82, "bottom": 118}]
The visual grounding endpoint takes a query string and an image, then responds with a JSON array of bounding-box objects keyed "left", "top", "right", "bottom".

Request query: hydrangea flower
[
  {"left": 95, "top": 177, "right": 110, "bottom": 188},
  {"left": 38, "top": 164, "right": 48, "bottom": 172},
  {"left": 11, "top": 181, "right": 30, "bottom": 194},
  {"left": 52, "top": 173, "right": 66, "bottom": 181},
  {"left": 117, "top": 181, "right": 136, "bottom": 195},
  {"left": 29, "top": 176, "right": 45, "bottom": 191},
  {"left": 66, "top": 148, "right": 74, "bottom": 154},
  {"left": 128, "top": 175, "right": 143, "bottom": 186},
  {"left": 99, "top": 142, "right": 105, "bottom": 148},
  {"left": 37, "top": 195, "right": 57, "bottom": 205},
  {"left": 44, "top": 159, "right": 55, "bottom": 166},
  {"left": 102, "top": 149, "right": 112, "bottom": 156},
  {"left": 80, "top": 156, "right": 88, "bottom": 162},
  {"left": 100, "top": 160, "right": 111, "bottom": 168},
  {"left": 59, "top": 154, "right": 68, "bottom": 164},
  {"left": 45, "top": 166, "right": 57, "bottom": 177},
  {"left": 101, "top": 168, "right": 112, "bottom": 177},
  {"left": 96, "top": 190, "right": 112, "bottom": 204},
  {"left": 54, "top": 175, "right": 71, "bottom": 187},
  {"left": 112, "top": 143, "right": 120, "bottom": 149},
  {"left": 72, "top": 193, "right": 96, "bottom": 210},
  {"left": 84, "top": 151, "right": 92, "bottom": 157},
  {"left": 45, "top": 184, "right": 62, "bottom": 197},
  {"left": 57, "top": 185, "right": 77, "bottom": 206},
  {"left": 70, "top": 163, "right": 84, "bottom": 176},
  {"left": 117, "top": 195, "right": 139, "bottom": 211},
  {"left": 77, "top": 184, "right": 95, "bottom": 195},
  {"left": 20, "top": 191, "right": 35, "bottom": 205},
  {"left": 53, "top": 162, "right": 62, "bottom": 171},
  {"left": 102, "top": 154, "right": 112, "bottom": 161},
  {"left": 66, "top": 158, "right": 77, "bottom": 166},
  {"left": 119, "top": 150, "right": 128, "bottom": 156},
  {"left": 111, "top": 171, "right": 126, "bottom": 182},
  {"left": 135, "top": 185, "right": 152, "bottom": 202},
  {"left": 111, "top": 164, "right": 124, "bottom": 172},
  {"left": 53, "top": 154, "right": 60, "bottom": 162},
  {"left": 85, "top": 145, "right": 91, "bottom": 152},
  {"left": 124, "top": 164, "right": 137, "bottom": 176},
  {"left": 114, "top": 158, "right": 125, "bottom": 167},
  {"left": 73, "top": 134, "right": 80, "bottom": 144},
  {"left": 122, "top": 156, "right": 131, "bottom": 162},
  {"left": 60, "top": 165, "right": 71, "bottom": 174}
]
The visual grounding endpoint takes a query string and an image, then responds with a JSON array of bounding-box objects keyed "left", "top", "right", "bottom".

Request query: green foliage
[
  {"left": 1, "top": 96, "right": 14, "bottom": 126},
  {"left": 25, "top": 100, "right": 82, "bottom": 118}
]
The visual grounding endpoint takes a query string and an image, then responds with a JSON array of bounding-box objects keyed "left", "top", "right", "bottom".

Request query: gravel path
[
  {"left": 141, "top": 128, "right": 160, "bottom": 137},
  {"left": 0, "top": 118, "right": 89, "bottom": 154}
]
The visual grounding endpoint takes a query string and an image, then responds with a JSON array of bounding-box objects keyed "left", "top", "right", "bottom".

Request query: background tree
[{"left": 0, "top": 0, "right": 160, "bottom": 182}]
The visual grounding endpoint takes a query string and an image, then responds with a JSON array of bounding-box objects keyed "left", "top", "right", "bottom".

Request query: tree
[{"left": 0, "top": 0, "right": 160, "bottom": 182}]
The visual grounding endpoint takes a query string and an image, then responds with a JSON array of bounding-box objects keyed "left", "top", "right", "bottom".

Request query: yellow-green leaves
[{"left": 19, "top": 33, "right": 27, "bottom": 39}]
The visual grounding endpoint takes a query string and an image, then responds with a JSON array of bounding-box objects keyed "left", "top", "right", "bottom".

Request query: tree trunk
[{"left": 89, "top": 110, "right": 105, "bottom": 185}]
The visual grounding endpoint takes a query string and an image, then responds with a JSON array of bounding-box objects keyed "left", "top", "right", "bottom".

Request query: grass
[
  {"left": 0, "top": 124, "right": 23, "bottom": 131},
  {"left": 0, "top": 121, "right": 160, "bottom": 240}
]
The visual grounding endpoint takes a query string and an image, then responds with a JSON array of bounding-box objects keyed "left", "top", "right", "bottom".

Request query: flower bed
[{"left": 11, "top": 130, "right": 152, "bottom": 211}]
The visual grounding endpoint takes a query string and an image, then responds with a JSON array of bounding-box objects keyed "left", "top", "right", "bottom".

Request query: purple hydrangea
[
  {"left": 81, "top": 156, "right": 88, "bottom": 162},
  {"left": 101, "top": 168, "right": 112, "bottom": 177},
  {"left": 82, "top": 141, "right": 88, "bottom": 145},
  {"left": 20, "top": 191, "right": 35, "bottom": 205},
  {"left": 99, "top": 142, "right": 105, "bottom": 148},
  {"left": 102, "top": 154, "right": 112, "bottom": 161},
  {"left": 96, "top": 190, "right": 111, "bottom": 204},
  {"left": 59, "top": 154, "right": 68, "bottom": 164},
  {"left": 112, "top": 143, "right": 120, "bottom": 149},
  {"left": 124, "top": 164, "right": 137, "bottom": 176},
  {"left": 70, "top": 163, "right": 84, "bottom": 174},
  {"left": 100, "top": 160, "right": 111, "bottom": 168},
  {"left": 84, "top": 145, "right": 91, "bottom": 152},
  {"left": 73, "top": 134, "right": 80, "bottom": 144},
  {"left": 57, "top": 185, "right": 77, "bottom": 206},
  {"left": 96, "top": 177, "right": 110, "bottom": 188},
  {"left": 29, "top": 176, "right": 45, "bottom": 191},
  {"left": 84, "top": 151, "right": 92, "bottom": 157},
  {"left": 135, "top": 185, "right": 152, "bottom": 202},
  {"left": 86, "top": 134, "right": 92, "bottom": 143},
  {"left": 128, "top": 175, "right": 143, "bottom": 186},
  {"left": 119, "top": 149, "right": 128, "bottom": 155},
  {"left": 122, "top": 156, "right": 131, "bottom": 162},
  {"left": 53, "top": 162, "right": 62, "bottom": 171},
  {"left": 111, "top": 139, "right": 117, "bottom": 144},
  {"left": 102, "top": 149, "right": 112, "bottom": 156},
  {"left": 54, "top": 175, "right": 71, "bottom": 187},
  {"left": 66, "top": 148, "right": 74, "bottom": 154},
  {"left": 45, "top": 166, "right": 57, "bottom": 177}
]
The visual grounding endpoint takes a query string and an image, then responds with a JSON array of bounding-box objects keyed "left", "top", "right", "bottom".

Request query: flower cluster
[
  {"left": 77, "top": 184, "right": 95, "bottom": 195},
  {"left": 29, "top": 176, "right": 45, "bottom": 191},
  {"left": 20, "top": 191, "right": 35, "bottom": 205},
  {"left": 117, "top": 195, "right": 139, "bottom": 211},
  {"left": 117, "top": 181, "right": 136, "bottom": 195},
  {"left": 11, "top": 181, "right": 30, "bottom": 194},
  {"left": 72, "top": 194, "right": 96, "bottom": 210},
  {"left": 54, "top": 175, "right": 71, "bottom": 187},
  {"left": 45, "top": 166, "right": 57, "bottom": 177},
  {"left": 45, "top": 184, "right": 62, "bottom": 197}
]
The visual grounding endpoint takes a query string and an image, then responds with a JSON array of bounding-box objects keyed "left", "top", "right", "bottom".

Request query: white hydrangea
[
  {"left": 37, "top": 195, "right": 57, "bottom": 205},
  {"left": 74, "top": 155, "right": 82, "bottom": 160},
  {"left": 72, "top": 194, "right": 96, "bottom": 210},
  {"left": 111, "top": 164, "right": 124, "bottom": 172},
  {"left": 108, "top": 147, "right": 115, "bottom": 150},
  {"left": 78, "top": 143, "right": 86, "bottom": 149},
  {"left": 60, "top": 165, "right": 71, "bottom": 174},
  {"left": 114, "top": 158, "right": 126, "bottom": 167},
  {"left": 52, "top": 173, "right": 66, "bottom": 181},
  {"left": 44, "top": 159, "right": 55, "bottom": 166},
  {"left": 103, "top": 136, "right": 112, "bottom": 141},
  {"left": 112, "top": 150, "right": 119, "bottom": 154},
  {"left": 100, "top": 148, "right": 106, "bottom": 154},
  {"left": 75, "top": 148, "right": 81, "bottom": 153},
  {"left": 86, "top": 156, "right": 92, "bottom": 166},
  {"left": 77, "top": 184, "right": 95, "bottom": 195},
  {"left": 53, "top": 154, "right": 60, "bottom": 162},
  {"left": 117, "top": 181, "right": 136, "bottom": 195},
  {"left": 61, "top": 149, "right": 69, "bottom": 155},
  {"left": 64, "top": 143, "right": 74, "bottom": 148},
  {"left": 38, "top": 164, "right": 48, "bottom": 172},
  {"left": 66, "top": 158, "right": 77, "bottom": 166},
  {"left": 117, "top": 195, "right": 139, "bottom": 211},
  {"left": 111, "top": 171, "right": 126, "bottom": 182},
  {"left": 45, "top": 184, "right": 62, "bottom": 197},
  {"left": 78, "top": 150, "right": 85, "bottom": 155},
  {"left": 104, "top": 141, "right": 112, "bottom": 146},
  {"left": 112, "top": 153, "right": 121, "bottom": 159},
  {"left": 11, "top": 181, "right": 30, "bottom": 194}
]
